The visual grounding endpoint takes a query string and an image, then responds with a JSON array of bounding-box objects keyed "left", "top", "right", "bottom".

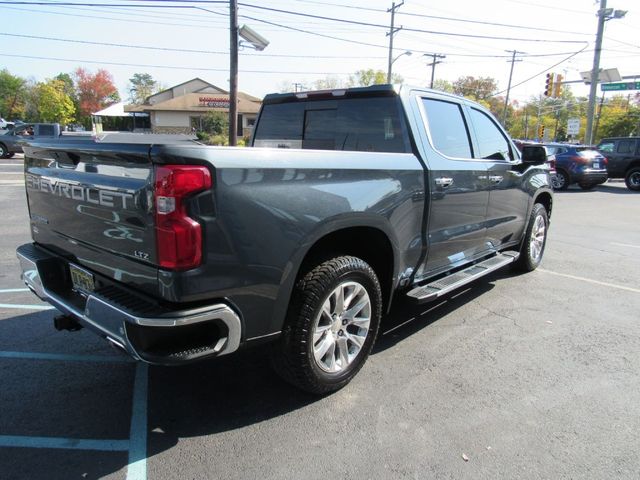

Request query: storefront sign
[{"left": 198, "top": 97, "right": 231, "bottom": 108}]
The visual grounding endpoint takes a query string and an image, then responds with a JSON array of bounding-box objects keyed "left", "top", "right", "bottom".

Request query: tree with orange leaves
[{"left": 74, "top": 68, "right": 120, "bottom": 123}]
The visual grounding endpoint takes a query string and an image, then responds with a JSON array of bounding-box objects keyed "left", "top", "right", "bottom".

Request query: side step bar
[{"left": 407, "top": 252, "right": 519, "bottom": 303}]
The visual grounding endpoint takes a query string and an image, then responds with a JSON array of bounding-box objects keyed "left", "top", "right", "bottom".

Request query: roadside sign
[
  {"left": 567, "top": 118, "right": 580, "bottom": 135},
  {"left": 601, "top": 81, "right": 640, "bottom": 91}
]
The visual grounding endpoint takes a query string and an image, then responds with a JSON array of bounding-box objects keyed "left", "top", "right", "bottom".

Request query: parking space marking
[
  {"left": 0, "top": 351, "right": 132, "bottom": 363},
  {"left": 611, "top": 242, "right": 640, "bottom": 249},
  {"left": 127, "top": 363, "right": 149, "bottom": 480},
  {"left": 0, "top": 303, "right": 54, "bottom": 310},
  {"left": 538, "top": 269, "right": 640, "bottom": 294},
  {"left": 0, "top": 352, "right": 148, "bottom": 479},
  {"left": 0, "top": 435, "right": 129, "bottom": 451},
  {"left": 0, "top": 288, "right": 30, "bottom": 293}
]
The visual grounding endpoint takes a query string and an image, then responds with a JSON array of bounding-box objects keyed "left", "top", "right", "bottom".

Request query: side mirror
[{"left": 521, "top": 145, "right": 547, "bottom": 165}]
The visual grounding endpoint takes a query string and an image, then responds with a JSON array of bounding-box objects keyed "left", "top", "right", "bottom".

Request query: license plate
[
  {"left": 69, "top": 264, "right": 95, "bottom": 293},
  {"left": 593, "top": 162, "right": 600, "bottom": 169}
]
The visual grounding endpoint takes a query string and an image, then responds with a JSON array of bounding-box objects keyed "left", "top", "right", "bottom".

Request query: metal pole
[
  {"left": 502, "top": 50, "right": 523, "bottom": 125},
  {"left": 585, "top": 0, "right": 607, "bottom": 145},
  {"left": 229, "top": 0, "right": 238, "bottom": 146},
  {"left": 593, "top": 93, "right": 606, "bottom": 143},
  {"left": 535, "top": 95, "right": 542, "bottom": 141},
  {"left": 426, "top": 53, "right": 445, "bottom": 88},
  {"left": 386, "top": 2, "right": 396, "bottom": 84},
  {"left": 386, "top": 2, "right": 403, "bottom": 83}
]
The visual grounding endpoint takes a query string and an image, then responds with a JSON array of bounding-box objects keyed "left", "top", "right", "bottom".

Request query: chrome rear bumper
[{"left": 16, "top": 243, "right": 242, "bottom": 364}]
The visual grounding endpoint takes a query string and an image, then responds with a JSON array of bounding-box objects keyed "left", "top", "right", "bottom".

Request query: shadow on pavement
[{"left": 0, "top": 272, "right": 506, "bottom": 479}]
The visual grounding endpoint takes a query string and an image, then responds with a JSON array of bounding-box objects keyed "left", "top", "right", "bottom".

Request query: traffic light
[
  {"left": 538, "top": 125, "right": 545, "bottom": 139},
  {"left": 553, "top": 74, "right": 563, "bottom": 97},
  {"left": 544, "top": 73, "right": 554, "bottom": 97}
]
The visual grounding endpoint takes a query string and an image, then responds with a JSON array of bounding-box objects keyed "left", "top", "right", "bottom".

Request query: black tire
[
  {"left": 625, "top": 167, "right": 640, "bottom": 191},
  {"left": 514, "top": 203, "right": 549, "bottom": 272},
  {"left": 271, "top": 256, "right": 382, "bottom": 394},
  {"left": 553, "top": 170, "right": 570, "bottom": 190},
  {"left": 6, "top": 152, "right": 14, "bottom": 158},
  {"left": 578, "top": 183, "right": 596, "bottom": 190},
  {"left": 0, "top": 144, "right": 8, "bottom": 159}
]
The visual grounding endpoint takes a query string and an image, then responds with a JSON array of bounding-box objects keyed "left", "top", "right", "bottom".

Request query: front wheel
[
  {"left": 625, "top": 167, "right": 640, "bottom": 191},
  {"left": 0, "top": 144, "right": 8, "bottom": 159},
  {"left": 514, "top": 203, "right": 549, "bottom": 272},
  {"left": 271, "top": 256, "right": 382, "bottom": 394}
]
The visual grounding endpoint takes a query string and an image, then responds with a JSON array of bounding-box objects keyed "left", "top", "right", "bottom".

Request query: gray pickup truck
[
  {"left": 0, "top": 123, "right": 63, "bottom": 158},
  {"left": 17, "top": 85, "right": 552, "bottom": 393}
]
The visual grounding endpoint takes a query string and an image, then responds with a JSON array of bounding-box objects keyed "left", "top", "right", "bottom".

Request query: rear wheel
[
  {"left": 625, "top": 167, "right": 640, "bottom": 191},
  {"left": 514, "top": 203, "right": 548, "bottom": 272},
  {"left": 0, "top": 144, "right": 8, "bottom": 158},
  {"left": 553, "top": 170, "right": 570, "bottom": 190},
  {"left": 271, "top": 256, "right": 382, "bottom": 394}
]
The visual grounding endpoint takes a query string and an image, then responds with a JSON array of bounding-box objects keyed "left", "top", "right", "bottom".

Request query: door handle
[
  {"left": 489, "top": 175, "right": 503, "bottom": 184},
  {"left": 435, "top": 177, "right": 453, "bottom": 188}
]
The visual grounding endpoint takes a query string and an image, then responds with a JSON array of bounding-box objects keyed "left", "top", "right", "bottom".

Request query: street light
[
  {"left": 585, "top": 1, "right": 627, "bottom": 145},
  {"left": 388, "top": 51, "right": 411, "bottom": 83}
]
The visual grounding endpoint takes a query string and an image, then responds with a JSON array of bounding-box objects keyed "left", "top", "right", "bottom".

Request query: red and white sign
[{"left": 198, "top": 97, "right": 230, "bottom": 108}]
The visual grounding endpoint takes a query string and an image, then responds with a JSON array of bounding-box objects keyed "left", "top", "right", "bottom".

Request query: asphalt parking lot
[{"left": 1, "top": 154, "right": 639, "bottom": 479}]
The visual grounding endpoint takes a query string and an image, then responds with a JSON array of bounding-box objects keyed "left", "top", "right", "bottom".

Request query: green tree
[
  {"left": 348, "top": 69, "right": 402, "bottom": 87},
  {"left": 453, "top": 76, "right": 497, "bottom": 101},
  {"left": 201, "top": 111, "right": 228, "bottom": 134},
  {"left": 128, "top": 73, "right": 157, "bottom": 104},
  {"left": 0, "top": 69, "right": 27, "bottom": 119},
  {"left": 431, "top": 79, "right": 454, "bottom": 94},
  {"left": 35, "top": 79, "right": 76, "bottom": 124}
]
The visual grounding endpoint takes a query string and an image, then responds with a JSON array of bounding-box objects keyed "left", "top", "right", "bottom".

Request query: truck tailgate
[{"left": 23, "top": 142, "right": 159, "bottom": 293}]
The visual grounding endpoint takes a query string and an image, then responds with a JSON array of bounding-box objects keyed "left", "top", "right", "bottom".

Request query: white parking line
[
  {"left": 611, "top": 242, "right": 640, "bottom": 249},
  {"left": 0, "top": 351, "right": 148, "bottom": 479},
  {"left": 538, "top": 269, "right": 640, "bottom": 294}
]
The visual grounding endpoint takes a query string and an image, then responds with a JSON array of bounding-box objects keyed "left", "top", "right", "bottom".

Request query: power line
[
  {"left": 0, "top": 0, "right": 225, "bottom": 6},
  {"left": 0, "top": 31, "right": 386, "bottom": 59},
  {"left": 397, "top": 10, "right": 592, "bottom": 37},
  {"left": 238, "top": 3, "right": 588, "bottom": 43},
  {"left": 0, "top": 52, "right": 357, "bottom": 75},
  {"left": 493, "top": 44, "right": 590, "bottom": 96}
]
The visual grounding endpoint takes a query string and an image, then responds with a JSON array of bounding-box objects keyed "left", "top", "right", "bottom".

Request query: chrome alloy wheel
[
  {"left": 529, "top": 214, "right": 546, "bottom": 262},
  {"left": 629, "top": 171, "right": 640, "bottom": 187},
  {"left": 312, "top": 281, "right": 371, "bottom": 374},
  {"left": 551, "top": 173, "right": 566, "bottom": 189}
]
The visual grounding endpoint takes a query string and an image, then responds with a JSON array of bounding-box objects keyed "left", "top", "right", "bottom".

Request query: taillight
[
  {"left": 602, "top": 156, "right": 608, "bottom": 166},
  {"left": 548, "top": 159, "right": 556, "bottom": 173},
  {"left": 154, "top": 165, "right": 212, "bottom": 270}
]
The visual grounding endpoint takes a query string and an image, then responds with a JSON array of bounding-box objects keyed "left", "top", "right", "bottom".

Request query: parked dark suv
[
  {"left": 544, "top": 143, "right": 608, "bottom": 190},
  {"left": 596, "top": 137, "right": 640, "bottom": 191}
]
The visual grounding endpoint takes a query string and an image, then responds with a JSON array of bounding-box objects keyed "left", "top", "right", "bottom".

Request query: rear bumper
[
  {"left": 16, "top": 243, "right": 242, "bottom": 365},
  {"left": 575, "top": 169, "right": 608, "bottom": 184}
]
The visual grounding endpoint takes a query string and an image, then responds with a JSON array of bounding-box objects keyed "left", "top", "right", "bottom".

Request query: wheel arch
[
  {"left": 534, "top": 190, "right": 553, "bottom": 220},
  {"left": 269, "top": 222, "right": 400, "bottom": 336}
]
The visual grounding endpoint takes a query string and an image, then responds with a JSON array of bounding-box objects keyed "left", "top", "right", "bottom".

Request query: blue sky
[{"left": 0, "top": 0, "right": 638, "bottom": 103}]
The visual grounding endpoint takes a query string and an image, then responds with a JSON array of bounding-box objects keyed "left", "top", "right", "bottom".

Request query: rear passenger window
[
  {"left": 598, "top": 142, "right": 614, "bottom": 153},
  {"left": 38, "top": 125, "right": 55, "bottom": 136},
  {"left": 422, "top": 98, "right": 472, "bottom": 158},
  {"left": 617, "top": 140, "right": 636, "bottom": 154},
  {"left": 469, "top": 108, "right": 512, "bottom": 161},
  {"left": 253, "top": 97, "right": 410, "bottom": 153}
]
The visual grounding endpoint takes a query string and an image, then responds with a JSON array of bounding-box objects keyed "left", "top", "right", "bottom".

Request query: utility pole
[
  {"left": 229, "top": 0, "right": 238, "bottom": 146},
  {"left": 426, "top": 53, "right": 446, "bottom": 88},
  {"left": 502, "top": 50, "right": 524, "bottom": 125},
  {"left": 293, "top": 83, "right": 305, "bottom": 92},
  {"left": 585, "top": 0, "right": 607, "bottom": 145},
  {"left": 386, "top": 1, "right": 403, "bottom": 84}
]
